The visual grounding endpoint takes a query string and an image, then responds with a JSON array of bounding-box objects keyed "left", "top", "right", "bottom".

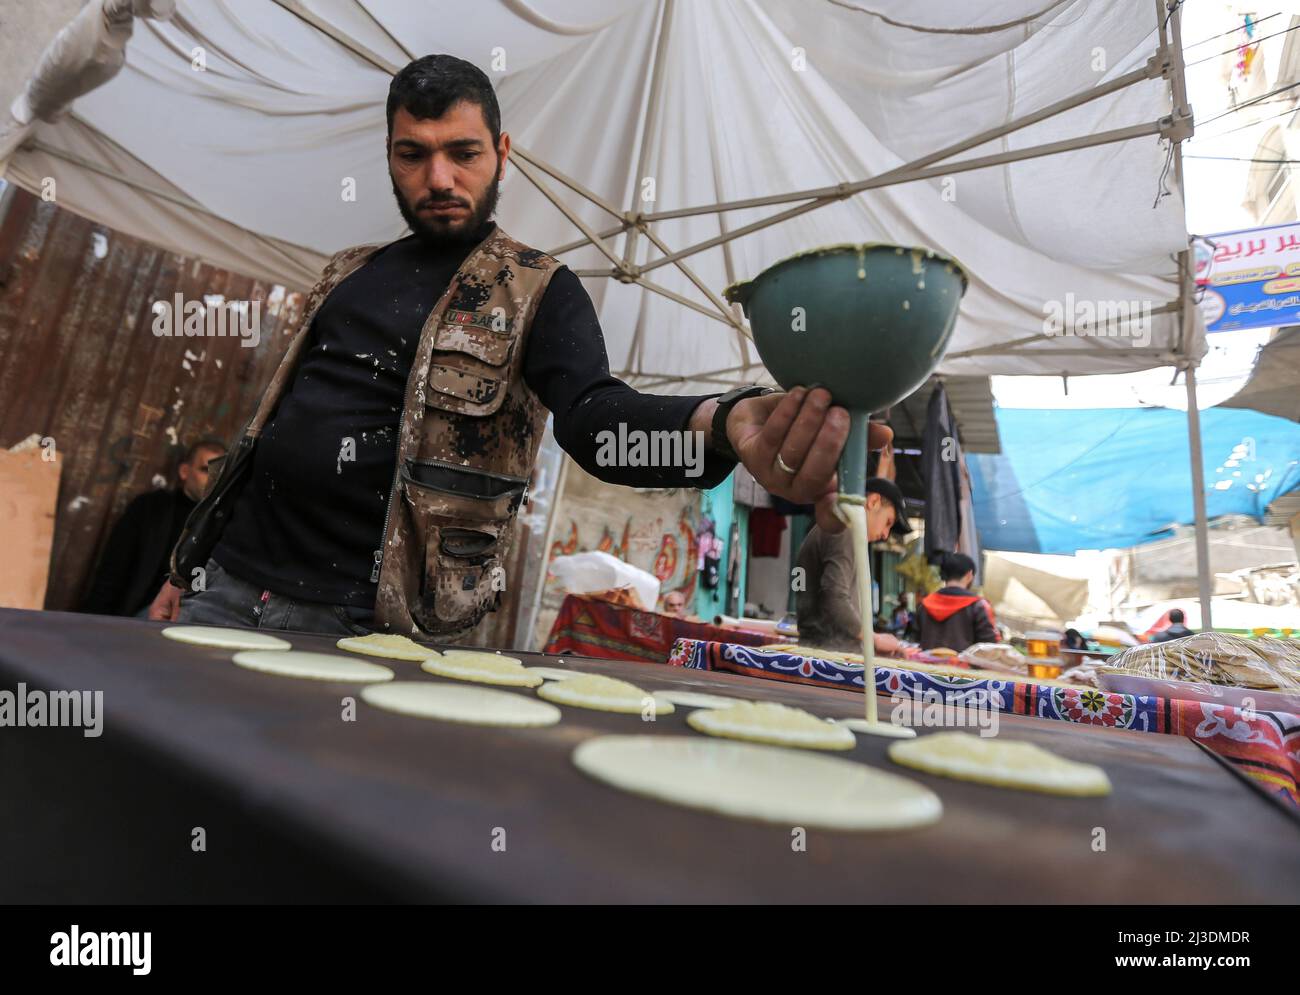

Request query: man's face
[
  {"left": 865, "top": 493, "right": 896, "bottom": 542},
  {"left": 388, "top": 101, "right": 508, "bottom": 243},
  {"left": 663, "top": 592, "right": 686, "bottom": 616},
  {"left": 179, "top": 446, "right": 223, "bottom": 502}
]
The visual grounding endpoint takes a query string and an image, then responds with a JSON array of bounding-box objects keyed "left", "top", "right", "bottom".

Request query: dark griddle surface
[{"left": 1, "top": 608, "right": 1296, "bottom": 903}]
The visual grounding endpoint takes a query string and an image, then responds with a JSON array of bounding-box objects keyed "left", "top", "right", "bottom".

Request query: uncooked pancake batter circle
[
  {"left": 336, "top": 633, "right": 437, "bottom": 661},
  {"left": 162, "top": 626, "right": 291, "bottom": 651},
  {"left": 232, "top": 650, "right": 394, "bottom": 682},
  {"left": 361, "top": 681, "right": 561, "bottom": 727},
  {"left": 573, "top": 735, "right": 942, "bottom": 830}
]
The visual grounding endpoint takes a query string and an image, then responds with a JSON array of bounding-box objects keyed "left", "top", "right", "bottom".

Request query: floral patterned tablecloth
[
  {"left": 542, "top": 595, "right": 778, "bottom": 663},
  {"left": 669, "top": 638, "right": 1300, "bottom": 807}
]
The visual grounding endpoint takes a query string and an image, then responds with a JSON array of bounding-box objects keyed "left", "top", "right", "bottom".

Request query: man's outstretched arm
[{"left": 524, "top": 268, "right": 887, "bottom": 534}]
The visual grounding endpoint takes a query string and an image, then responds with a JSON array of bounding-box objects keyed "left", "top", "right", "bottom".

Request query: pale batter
[
  {"left": 232, "top": 649, "right": 394, "bottom": 682},
  {"left": 361, "top": 681, "right": 561, "bottom": 727},
  {"left": 573, "top": 735, "right": 943, "bottom": 830}
]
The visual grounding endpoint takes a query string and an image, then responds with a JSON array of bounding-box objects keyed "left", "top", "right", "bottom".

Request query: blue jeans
[{"left": 178, "top": 558, "right": 376, "bottom": 637}]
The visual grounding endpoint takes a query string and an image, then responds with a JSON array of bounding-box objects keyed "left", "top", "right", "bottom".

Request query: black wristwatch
[{"left": 711, "top": 384, "right": 776, "bottom": 462}]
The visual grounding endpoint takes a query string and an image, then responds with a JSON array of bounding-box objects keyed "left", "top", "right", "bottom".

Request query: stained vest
[{"left": 170, "top": 226, "right": 561, "bottom": 637}]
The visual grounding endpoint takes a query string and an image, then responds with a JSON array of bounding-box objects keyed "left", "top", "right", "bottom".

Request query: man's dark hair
[
  {"left": 938, "top": 551, "right": 977, "bottom": 582},
  {"left": 180, "top": 435, "right": 226, "bottom": 467},
  {"left": 387, "top": 55, "right": 501, "bottom": 146},
  {"left": 1168, "top": 608, "right": 1185, "bottom": 624}
]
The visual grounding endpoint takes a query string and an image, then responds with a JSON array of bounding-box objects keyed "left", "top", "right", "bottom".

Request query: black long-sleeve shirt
[
  {"left": 214, "top": 227, "right": 734, "bottom": 605},
  {"left": 83, "top": 488, "right": 195, "bottom": 616}
]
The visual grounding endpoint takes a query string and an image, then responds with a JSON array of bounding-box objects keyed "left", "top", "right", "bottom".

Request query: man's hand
[
  {"left": 873, "top": 631, "right": 902, "bottom": 655},
  {"left": 147, "top": 581, "right": 184, "bottom": 621},
  {"left": 706, "top": 387, "right": 893, "bottom": 534}
]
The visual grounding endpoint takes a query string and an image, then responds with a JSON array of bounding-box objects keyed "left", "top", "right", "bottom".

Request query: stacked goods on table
[
  {"left": 1105, "top": 632, "right": 1300, "bottom": 689},
  {"left": 1099, "top": 632, "right": 1300, "bottom": 710}
]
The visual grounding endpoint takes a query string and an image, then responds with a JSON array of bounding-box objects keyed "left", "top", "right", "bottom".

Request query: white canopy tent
[{"left": 0, "top": 0, "right": 1217, "bottom": 622}]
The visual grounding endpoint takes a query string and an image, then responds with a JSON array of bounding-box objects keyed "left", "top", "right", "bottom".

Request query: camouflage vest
[{"left": 171, "top": 226, "right": 560, "bottom": 639}]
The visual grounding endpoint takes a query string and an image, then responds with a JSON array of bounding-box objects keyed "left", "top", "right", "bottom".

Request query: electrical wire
[
  {"left": 1192, "top": 102, "right": 1300, "bottom": 143},
  {"left": 1196, "top": 80, "right": 1300, "bottom": 130},
  {"left": 1184, "top": 155, "right": 1300, "bottom": 162},
  {"left": 1183, "top": 11, "right": 1281, "bottom": 50},
  {"left": 1185, "top": 19, "right": 1300, "bottom": 68}
]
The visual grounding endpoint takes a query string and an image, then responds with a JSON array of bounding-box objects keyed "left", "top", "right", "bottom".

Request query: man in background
[
  {"left": 660, "top": 589, "right": 701, "bottom": 622},
  {"left": 795, "top": 477, "right": 911, "bottom": 655},
  {"left": 915, "top": 551, "right": 998, "bottom": 652},
  {"left": 1150, "top": 607, "right": 1195, "bottom": 642},
  {"left": 82, "top": 437, "right": 226, "bottom": 617}
]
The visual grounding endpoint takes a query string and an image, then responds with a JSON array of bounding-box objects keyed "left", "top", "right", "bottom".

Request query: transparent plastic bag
[
  {"left": 1106, "top": 632, "right": 1300, "bottom": 691},
  {"left": 548, "top": 551, "right": 660, "bottom": 611}
]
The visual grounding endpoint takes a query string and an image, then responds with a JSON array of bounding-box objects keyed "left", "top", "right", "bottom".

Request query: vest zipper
[{"left": 372, "top": 464, "right": 401, "bottom": 583}]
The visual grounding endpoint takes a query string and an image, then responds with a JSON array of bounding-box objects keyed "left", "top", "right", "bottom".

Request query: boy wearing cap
[{"left": 794, "top": 477, "right": 912, "bottom": 654}]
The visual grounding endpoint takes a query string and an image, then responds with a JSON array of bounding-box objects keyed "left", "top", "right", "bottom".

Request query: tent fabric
[
  {"left": 969, "top": 407, "right": 1300, "bottom": 554},
  {"left": 1219, "top": 328, "right": 1300, "bottom": 422},
  {"left": 982, "top": 550, "right": 1091, "bottom": 624},
  {"left": 1, "top": 0, "right": 1198, "bottom": 394},
  {"left": 0, "top": 0, "right": 176, "bottom": 160}
]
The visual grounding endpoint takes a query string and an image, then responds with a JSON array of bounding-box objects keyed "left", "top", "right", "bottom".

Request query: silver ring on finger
[{"left": 775, "top": 452, "right": 799, "bottom": 475}]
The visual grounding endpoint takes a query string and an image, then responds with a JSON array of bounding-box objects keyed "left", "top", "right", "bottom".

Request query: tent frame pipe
[
  {"left": 634, "top": 220, "right": 752, "bottom": 338},
  {"left": 269, "top": 0, "right": 402, "bottom": 74},
  {"left": 1162, "top": 0, "right": 1213, "bottom": 630},
  {"left": 621, "top": 0, "right": 675, "bottom": 278},
  {"left": 511, "top": 155, "right": 627, "bottom": 272}
]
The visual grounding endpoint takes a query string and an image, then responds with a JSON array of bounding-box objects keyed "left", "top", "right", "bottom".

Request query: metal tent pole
[
  {"left": 1164, "top": 0, "right": 1213, "bottom": 629},
  {"left": 1184, "top": 362, "right": 1215, "bottom": 629}
]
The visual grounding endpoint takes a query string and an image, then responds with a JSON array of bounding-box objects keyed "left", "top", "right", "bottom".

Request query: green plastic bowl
[{"left": 724, "top": 243, "right": 968, "bottom": 412}]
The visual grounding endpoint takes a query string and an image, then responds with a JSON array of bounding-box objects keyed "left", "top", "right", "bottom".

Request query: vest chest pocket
[
  {"left": 425, "top": 315, "right": 516, "bottom": 417},
  {"left": 400, "top": 459, "right": 525, "bottom": 636}
]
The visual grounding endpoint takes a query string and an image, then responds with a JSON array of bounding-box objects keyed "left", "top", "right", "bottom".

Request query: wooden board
[
  {"left": 0, "top": 447, "right": 60, "bottom": 609},
  {"left": 1, "top": 607, "right": 1297, "bottom": 903}
]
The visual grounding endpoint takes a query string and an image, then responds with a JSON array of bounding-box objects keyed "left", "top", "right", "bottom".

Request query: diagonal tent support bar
[
  {"left": 511, "top": 155, "right": 629, "bottom": 273},
  {"left": 547, "top": 221, "right": 630, "bottom": 257},
  {"left": 634, "top": 221, "right": 750, "bottom": 337},
  {"left": 270, "top": 0, "right": 402, "bottom": 74},
  {"left": 513, "top": 151, "right": 745, "bottom": 339},
  {"left": 510, "top": 145, "right": 626, "bottom": 221},
  {"left": 632, "top": 274, "right": 737, "bottom": 326},
  {"left": 944, "top": 303, "right": 1183, "bottom": 360},
  {"left": 621, "top": 0, "right": 676, "bottom": 296}
]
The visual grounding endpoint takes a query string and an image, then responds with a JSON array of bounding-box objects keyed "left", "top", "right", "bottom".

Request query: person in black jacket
[
  {"left": 82, "top": 438, "right": 226, "bottom": 617},
  {"left": 1150, "top": 608, "right": 1195, "bottom": 642},
  {"left": 916, "top": 551, "right": 999, "bottom": 652}
]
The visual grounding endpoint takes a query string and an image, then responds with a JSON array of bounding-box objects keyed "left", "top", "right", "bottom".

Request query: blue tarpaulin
[{"left": 968, "top": 407, "right": 1300, "bottom": 554}]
